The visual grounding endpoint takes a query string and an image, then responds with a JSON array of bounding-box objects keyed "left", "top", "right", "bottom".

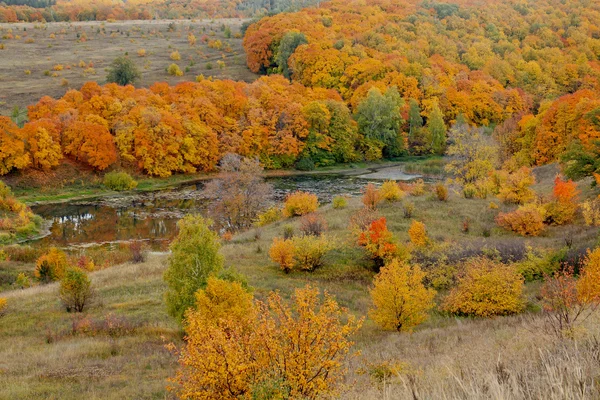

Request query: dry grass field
[
  {"left": 2, "top": 167, "right": 600, "bottom": 399},
  {"left": 0, "top": 18, "right": 258, "bottom": 116}
]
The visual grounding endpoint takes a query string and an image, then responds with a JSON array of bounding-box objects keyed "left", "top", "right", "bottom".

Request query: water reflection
[{"left": 31, "top": 174, "right": 415, "bottom": 247}]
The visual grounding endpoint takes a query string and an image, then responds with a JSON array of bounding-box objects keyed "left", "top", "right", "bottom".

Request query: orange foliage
[
  {"left": 496, "top": 204, "right": 545, "bottom": 236},
  {"left": 357, "top": 217, "right": 398, "bottom": 269}
]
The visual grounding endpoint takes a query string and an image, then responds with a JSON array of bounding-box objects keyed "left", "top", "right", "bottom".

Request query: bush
[
  {"left": 514, "top": 246, "right": 566, "bottom": 282},
  {"left": 0, "top": 297, "right": 6, "bottom": 316},
  {"left": 332, "top": 196, "right": 347, "bottom": 209},
  {"left": 582, "top": 199, "right": 600, "bottom": 226},
  {"left": 443, "top": 257, "right": 525, "bottom": 317},
  {"left": 129, "top": 241, "right": 145, "bottom": 263},
  {"left": 256, "top": 207, "right": 283, "bottom": 227},
  {"left": 496, "top": 204, "right": 545, "bottom": 236},
  {"left": 295, "top": 157, "right": 315, "bottom": 171},
  {"left": 283, "top": 191, "right": 319, "bottom": 217},
  {"left": 170, "top": 50, "right": 181, "bottom": 60},
  {"left": 35, "top": 247, "right": 69, "bottom": 283},
  {"left": 282, "top": 224, "right": 294, "bottom": 239},
  {"left": 168, "top": 63, "right": 184, "bottom": 76},
  {"left": 15, "top": 272, "right": 30, "bottom": 289},
  {"left": 408, "top": 220, "right": 428, "bottom": 247},
  {"left": 544, "top": 176, "right": 579, "bottom": 225},
  {"left": 164, "top": 215, "right": 224, "bottom": 322},
  {"left": 349, "top": 207, "right": 380, "bottom": 232},
  {"left": 269, "top": 238, "right": 296, "bottom": 273},
  {"left": 291, "top": 235, "right": 333, "bottom": 272},
  {"left": 410, "top": 179, "right": 426, "bottom": 196},
  {"left": 379, "top": 181, "right": 404, "bottom": 202},
  {"left": 106, "top": 56, "right": 140, "bottom": 85},
  {"left": 402, "top": 201, "right": 415, "bottom": 218},
  {"left": 434, "top": 183, "right": 448, "bottom": 201},
  {"left": 299, "top": 213, "right": 327, "bottom": 236},
  {"left": 370, "top": 259, "right": 436, "bottom": 331},
  {"left": 462, "top": 184, "right": 476, "bottom": 199},
  {"left": 59, "top": 268, "right": 92, "bottom": 312},
  {"left": 103, "top": 171, "right": 138, "bottom": 191},
  {"left": 358, "top": 217, "right": 399, "bottom": 270},
  {"left": 362, "top": 183, "right": 381, "bottom": 209}
]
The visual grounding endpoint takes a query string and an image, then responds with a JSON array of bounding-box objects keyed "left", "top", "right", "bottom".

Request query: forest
[{"left": 1, "top": 0, "right": 600, "bottom": 399}]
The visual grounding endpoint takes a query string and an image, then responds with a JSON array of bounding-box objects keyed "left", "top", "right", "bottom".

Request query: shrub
[
  {"left": 256, "top": 207, "right": 283, "bottom": 227},
  {"left": 358, "top": 218, "right": 398, "bottom": 270},
  {"left": 129, "top": 241, "right": 145, "bottom": 263},
  {"left": 362, "top": 183, "right": 381, "bottom": 209},
  {"left": 106, "top": 56, "right": 140, "bottom": 85},
  {"left": 514, "top": 246, "right": 566, "bottom": 282},
  {"left": 15, "top": 272, "right": 30, "bottom": 288},
  {"left": 434, "top": 183, "right": 448, "bottom": 201},
  {"left": 494, "top": 167, "right": 536, "bottom": 204},
  {"left": 137, "top": 48, "right": 146, "bottom": 57},
  {"left": 496, "top": 204, "right": 545, "bottom": 236},
  {"left": 59, "top": 268, "right": 92, "bottom": 313},
  {"left": 443, "top": 257, "right": 525, "bottom": 317},
  {"left": 370, "top": 259, "right": 436, "bottom": 331},
  {"left": 402, "top": 201, "right": 415, "bottom": 218},
  {"left": 462, "top": 184, "right": 476, "bottom": 199},
  {"left": 349, "top": 207, "right": 380, "bottom": 231},
  {"left": 295, "top": 157, "right": 315, "bottom": 171},
  {"left": 174, "top": 285, "right": 361, "bottom": 400},
  {"left": 168, "top": 63, "right": 183, "bottom": 76},
  {"left": 0, "top": 297, "right": 6, "bottom": 316},
  {"left": 299, "top": 213, "right": 327, "bottom": 236},
  {"left": 582, "top": 199, "right": 600, "bottom": 226},
  {"left": 282, "top": 224, "right": 294, "bottom": 239},
  {"left": 408, "top": 220, "right": 428, "bottom": 247},
  {"left": 410, "top": 179, "right": 426, "bottom": 196},
  {"left": 379, "top": 181, "right": 404, "bottom": 202},
  {"left": 164, "top": 215, "right": 223, "bottom": 322},
  {"left": 170, "top": 50, "right": 181, "bottom": 60},
  {"left": 291, "top": 235, "right": 333, "bottom": 272},
  {"left": 103, "top": 171, "right": 138, "bottom": 191},
  {"left": 544, "top": 176, "right": 579, "bottom": 225},
  {"left": 283, "top": 191, "right": 319, "bottom": 217},
  {"left": 192, "top": 277, "right": 253, "bottom": 325},
  {"left": 269, "top": 238, "right": 295, "bottom": 273},
  {"left": 35, "top": 247, "right": 69, "bottom": 283},
  {"left": 332, "top": 196, "right": 347, "bottom": 209}
]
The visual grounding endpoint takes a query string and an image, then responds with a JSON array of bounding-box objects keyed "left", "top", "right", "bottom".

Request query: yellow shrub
[
  {"left": 269, "top": 238, "right": 295, "bottom": 273},
  {"left": 443, "top": 257, "right": 525, "bottom": 317},
  {"left": 408, "top": 220, "right": 428, "bottom": 247},
  {"left": 256, "top": 207, "right": 283, "bottom": 227},
  {"left": 193, "top": 277, "right": 253, "bottom": 325},
  {"left": 332, "top": 196, "right": 348, "bottom": 209},
  {"left": 137, "top": 48, "right": 146, "bottom": 57},
  {"left": 496, "top": 203, "right": 545, "bottom": 236},
  {"left": 283, "top": 191, "right": 319, "bottom": 217},
  {"left": 35, "top": 247, "right": 69, "bottom": 283},
  {"left": 0, "top": 297, "right": 6, "bottom": 316},
  {"left": 291, "top": 235, "right": 333, "bottom": 272},
  {"left": 53, "top": 64, "right": 63, "bottom": 71},
  {"left": 582, "top": 199, "right": 600, "bottom": 226},
  {"left": 370, "top": 259, "right": 435, "bottom": 331},
  {"left": 379, "top": 181, "right": 404, "bottom": 202},
  {"left": 168, "top": 63, "right": 183, "bottom": 76},
  {"left": 170, "top": 50, "right": 181, "bottom": 60}
]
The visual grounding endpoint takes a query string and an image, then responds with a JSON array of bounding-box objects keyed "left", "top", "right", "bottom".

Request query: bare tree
[{"left": 203, "top": 153, "right": 273, "bottom": 231}]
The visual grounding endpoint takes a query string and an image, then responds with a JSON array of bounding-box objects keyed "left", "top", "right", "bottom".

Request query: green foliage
[
  {"left": 103, "top": 171, "right": 138, "bottom": 191},
  {"left": 275, "top": 31, "right": 307, "bottom": 79},
  {"left": 355, "top": 87, "right": 404, "bottom": 158},
  {"left": 164, "top": 215, "right": 224, "bottom": 322},
  {"left": 514, "top": 247, "right": 566, "bottom": 282},
  {"left": 106, "top": 56, "right": 141, "bottom": 86},
  {"left": 295, "top": 157, "right": 315, "bottom": 171},
  {"left": 560, "top": 140, "right": 600, "bottom": 180},
  {"left": 291, "top": 235, "right": 333, "bottom": 272},
  {"left": 59, "top": 268, "right": 92, "bottom": 313},
  {"left": 427, "top": 102, "right": 446, "bottom": 155},
  {"left": 332, "top": 196, "right": 348, "bottom": 209}
]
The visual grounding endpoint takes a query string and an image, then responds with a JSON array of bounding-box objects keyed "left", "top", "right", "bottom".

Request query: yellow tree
[{"left": 370, "top": 259, "right": 436, "bottom": 332}]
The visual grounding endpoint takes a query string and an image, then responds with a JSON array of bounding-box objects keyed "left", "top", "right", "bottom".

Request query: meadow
[
  {"left": 0, "top": 18, "right": 257, "bottom": 115},
  {"left": 1, "top": 164, "right": 599, "bottom": 399}
]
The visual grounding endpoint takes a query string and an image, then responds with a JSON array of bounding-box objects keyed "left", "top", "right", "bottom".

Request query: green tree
[
  {"left": 164, "top": 215, "right": 224, "bottom": 322},
  {"left": 275, "top": 31, "right": 307, "bottom": 79},
  {"left": 427, "top": 102, "right": 447, "bottom": 155},
  {"left": 355, "top": 87, "right": 405, "bottom": 158},
  {"left": 106, "top": 56, "right": 141, "bottom": 86},
  {"left": 408, "top": 98, "right": 423, "bottom": 143}
]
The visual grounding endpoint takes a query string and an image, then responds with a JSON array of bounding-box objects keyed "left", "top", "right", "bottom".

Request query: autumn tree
[
  {"left": 106, "top": 56, "right": 141, "bottom": 86},
  {"left": 544, "top": 176, "right": 579, "bottom": 225},
  {"left": 370, "top": 258, "right": 435, "bottom": 332},
  {"left": 275, "top": 31, "right": 307, "bottom": 79},
  {"left": 445, "top": 121, "right": 497, "bottom": 185},
  {"left": 59, "top": 267, "right": 92, "bottom": 313},
  {"left": 172, "top": 285, "right": 362, "bottom": 399},
  {"left": 0, "top": 117, "right": 30, "bottom": 175},
  {"left": 35, "top": 247, "right": 69, "bottom": 283},
  {"left": 494, "top": 167, "right": 536, "bottom": 205},
  {"left": 164, "top": 215, "right": 224, "bottom": 322},
  {"left": 427, "top": 101, "right": 446, "bottom": 155},
  {"left": 203, "top": 154, "right": 273, "bottom": 231},
  {"left": 355, "top": 87, "right": 404, "bottom": 158},
  {"left": 357, "top": 217, "right": 400, "bottom": 270}
]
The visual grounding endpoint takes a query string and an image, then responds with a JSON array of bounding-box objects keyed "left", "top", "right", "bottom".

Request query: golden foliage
[
  {"left": 283, "top": 191, "right": 319, "bottom": 217},
  {"left": 190, "top": 277, "right": 254, "bottom": 327},
  {"left": 370, "top": 259, "right": 435, "bottom": 332},
  {"left": 408, "top": 220, "right": 428, "bottom": 247},
  {"left": 0, "top": 297, "right": 6, "bottom": 316},
  {"left": 269, "top": 237, "right": 295, "bottom": 273},
  {"left": 172, "top": 285, "right": 362, "bottom": 400},
  {"left": 496, "top": 203, "right": 545, "bottom": 236},
  {"left": 379, "top": 181, "right": 404, "bottom": 202},
  {"left": 443, "top": 257, "right": 525, "bottom": 317},
  {"left": 35, "top": 247, "right": 69, "bottom": 283},
  {"left": 362, "top": 183, "right": 381, "bottom": 209}
]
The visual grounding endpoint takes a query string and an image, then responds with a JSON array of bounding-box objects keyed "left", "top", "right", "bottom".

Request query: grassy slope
[{"left": 1, "top": 168, "right": 599, "bottom": 398}]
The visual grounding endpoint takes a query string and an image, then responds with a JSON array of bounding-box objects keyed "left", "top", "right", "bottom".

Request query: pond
[{"left": 30, "top": 168, "right": 425, "bottom": 248}]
